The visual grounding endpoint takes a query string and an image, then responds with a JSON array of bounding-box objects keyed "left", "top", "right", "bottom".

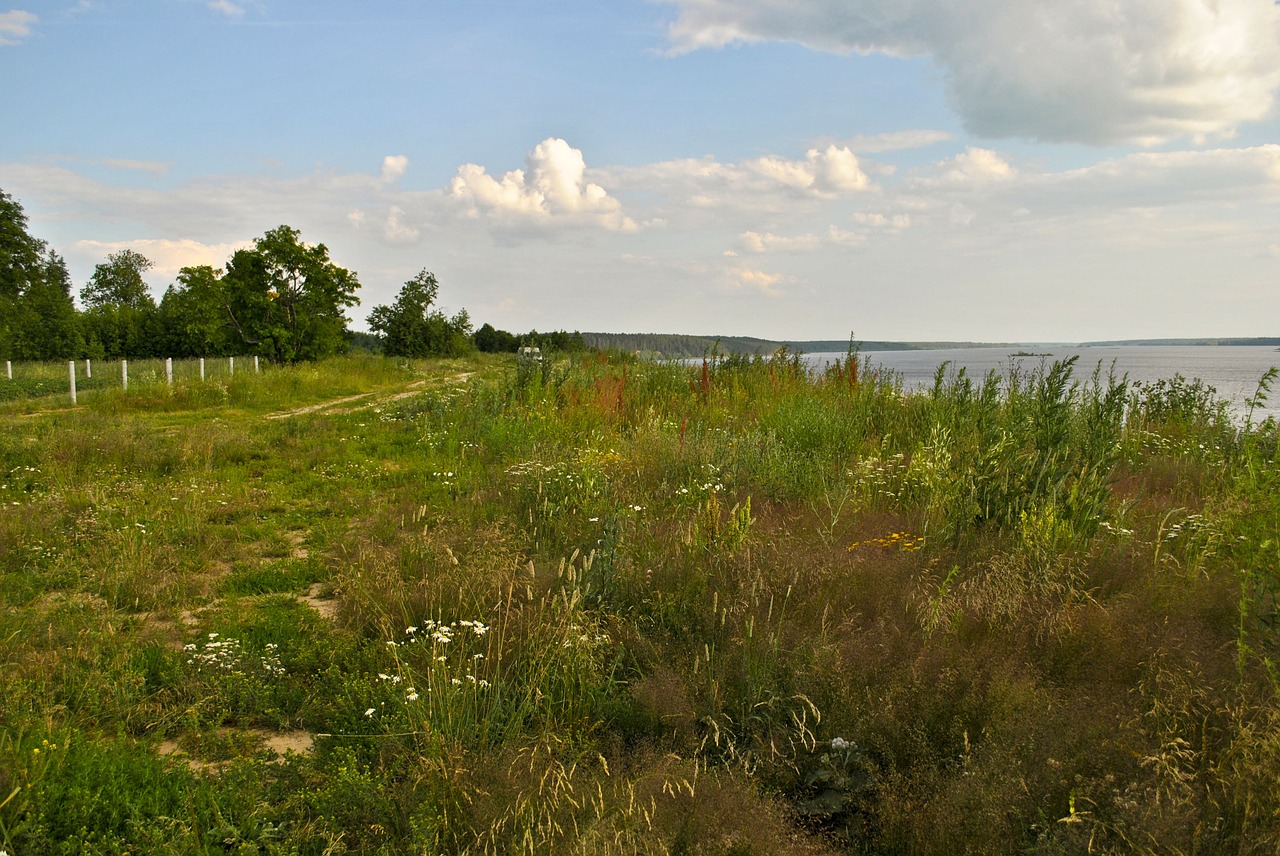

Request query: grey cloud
[{"left": 665, "top": 0, "right": 1280, "bottom": 146}]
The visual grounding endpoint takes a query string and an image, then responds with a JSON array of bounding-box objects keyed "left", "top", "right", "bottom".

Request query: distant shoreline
[{"left": 580, "top": 333, "right": 1280, "bottom": 359}]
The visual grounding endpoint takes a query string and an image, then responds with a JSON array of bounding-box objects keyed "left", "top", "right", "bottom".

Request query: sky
[{"left": 2, "top": 0, "right": 1279, "bottom": 342}]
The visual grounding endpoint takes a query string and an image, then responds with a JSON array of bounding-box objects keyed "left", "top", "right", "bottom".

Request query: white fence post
[
  {"left": 229, "top": 356, "right": 235, "bottom": 376},
  {"left": 85, "top": 358, "right": 92, "bottom": 378},
  {"left": 199, "top": 357, "right": 205, "bottom": 381},
  {"left": 165, "top": 357, "right": 173, "bottom": 386},
  {"left": 69, "top": 361, "right": 77, "bottom": 405},
  {"left": 5, "top": 360, "right": 10, "bottom": 380},
  {"left": 122, "top": 359, "right": 128, "bottom": 392},
  {"left": 254, "top": 355, "right": 259, "bottom": 373}
]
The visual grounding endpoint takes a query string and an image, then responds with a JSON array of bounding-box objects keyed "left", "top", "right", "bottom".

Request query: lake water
[{"left": 802, "top": 346, "right": 1280, "bottom": 421}]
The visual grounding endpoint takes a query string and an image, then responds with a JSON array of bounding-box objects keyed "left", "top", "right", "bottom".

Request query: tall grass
[{"left": 1, "top": 349, "right": 1278, "bottom": 853}]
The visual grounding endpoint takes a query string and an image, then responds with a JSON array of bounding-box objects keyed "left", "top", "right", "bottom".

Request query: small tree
[{"left": 368, "top": 270, "right": 473, "bottom": 357}]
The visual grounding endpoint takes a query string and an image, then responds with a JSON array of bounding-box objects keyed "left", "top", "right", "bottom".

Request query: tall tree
[
  {"left": 221, "top": 225, "right": 361, "bottom": 363},
  {"left": 80, "top": 249, "right": 155, "bottom": 309},
  {"left": 12, "top": 249, "right": 83, "bottom": 359},
  {"left": 368, "top": 270, "right": 473, "bottom": 358},
  {"left": 79, "top": 249, "right": 157, "bottom": 358},
  {"left": 0, "top": 188, "right": 44, "bottom": 304},
  {"left": 0, "top": 188, "right": 81, "bottom": 359}
]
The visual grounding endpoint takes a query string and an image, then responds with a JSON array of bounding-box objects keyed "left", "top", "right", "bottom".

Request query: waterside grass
[{"left": 1, "top": 349, "right": 1278, "bottom": 854}]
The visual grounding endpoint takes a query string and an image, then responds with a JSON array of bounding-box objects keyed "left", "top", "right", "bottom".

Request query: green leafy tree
[
  {"left": 79, "top": 249, "right": 158, "bottom": 358},
  {"left": 0, "top": 188, "right": 44, "bottom": 302},
  {"left": 474, "top": 322, "right": 519, "bottom": 353},
  {"left": 368, "top": 269, "right": 473, "bottom": 357},
  {"left": 80, "top": 249, "right": 155, "bottom": 309},
  {"left": 0, "top": 188, "right": 82, "bottom": 359},
  {"left": 156, "top": 265, "right": 236, "bottom": 357},
  {"left": 11, "top": 249, "right": 83, "bottom": 360},
  {"left": 221, "top": 226, "right": 361, "bottom": 363},
  {"left": 519, "top": 329, "right": 587, "bottom": 353}
]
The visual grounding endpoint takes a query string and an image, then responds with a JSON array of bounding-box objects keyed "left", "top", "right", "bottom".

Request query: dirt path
[
  {"left": 264, "top": 391, "right": 379, "bottom": 419},
  {"left": 264, "top": 372, "right": 476, "bottom": 420},
  {"left": 8, "top": 369, "right": 482, "bottom": 421}
]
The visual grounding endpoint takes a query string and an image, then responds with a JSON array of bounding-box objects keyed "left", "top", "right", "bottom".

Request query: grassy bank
[{"left": 1, "top": 350, "right": 1278, "bottom": 854}]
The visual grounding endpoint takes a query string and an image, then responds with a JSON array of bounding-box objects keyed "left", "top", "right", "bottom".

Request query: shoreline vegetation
[
  {"left": 2, "top": 349, "right": 1280, "bottom": 854},
  {"left": 579, "top": 333, "right": 1280, "bottom": 359}
]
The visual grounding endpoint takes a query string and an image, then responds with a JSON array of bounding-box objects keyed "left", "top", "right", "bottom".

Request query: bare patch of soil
[
  {"left": 158, "top": 727, "right": 315, "bottom": 771},
  {"left": 298, "top": 582, "right": 339, "bottom": 621}
]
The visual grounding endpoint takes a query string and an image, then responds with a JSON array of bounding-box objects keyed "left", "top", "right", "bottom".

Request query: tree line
[{"left": 1, "top": 188, "right": 583, "bottom": 363}]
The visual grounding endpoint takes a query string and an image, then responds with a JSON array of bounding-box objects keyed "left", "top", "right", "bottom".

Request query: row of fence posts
[{"left": 10, "top": 356, "right": 261, "bottom": 405}]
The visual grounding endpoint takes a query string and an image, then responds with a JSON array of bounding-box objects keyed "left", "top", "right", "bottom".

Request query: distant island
[{"left": 580, "top": 333, "right": 1280, "bottom": 359}]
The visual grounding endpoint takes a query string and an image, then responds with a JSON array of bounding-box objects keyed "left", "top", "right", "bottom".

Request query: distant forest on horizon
[{"left": 580, "top": 332, "right": 1280, "bottom": 359}]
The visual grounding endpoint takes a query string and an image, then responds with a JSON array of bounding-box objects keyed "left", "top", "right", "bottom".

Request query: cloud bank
[
  {"left": 7, "top": 136, "right": 1280, "bottom": 339},
  {"left": 665, "top": 0, "right": 1280, "bottom": 145},
  {"left": 73, "top": 237, "right": 252, "bottom": 278}
]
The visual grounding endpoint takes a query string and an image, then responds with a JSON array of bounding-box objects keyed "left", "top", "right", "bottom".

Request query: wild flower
[
  {"left": 848, "top": 531, "right": 925, "bottom": 553},
  {"left": 185, "top": 636, "right": 285, "bottom": 676}
]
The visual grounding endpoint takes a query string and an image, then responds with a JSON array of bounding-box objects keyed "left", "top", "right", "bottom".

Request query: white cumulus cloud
[
  {"left": 381, "top": 155, "right": 409, "bottom": 183},
  {"left": 0, "top": 10, "right": 37, "bottom": 45},
  {"left": 745, "top": 145, "right": 870, "bottom": 196},
  {"left": 602, "top": 144, "right": 874, "bottom": 214},
  {"left": 449, "top": 138, "right": 637, "bottom": 231},
  {"left": 911, "top": 147, "right": 1016, "bottom": 190},
  {"left": 664, "top": 0, "right": 1280, "bottom": 145}
]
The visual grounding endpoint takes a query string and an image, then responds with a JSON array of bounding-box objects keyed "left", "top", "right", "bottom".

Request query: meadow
[{"left": 1, "top": 348, "right": 1278, "bottom": 854}]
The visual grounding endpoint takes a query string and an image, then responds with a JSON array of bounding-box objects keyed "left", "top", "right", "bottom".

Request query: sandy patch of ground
[
  {"left": 284, "top": 529, "right": 309, "bottom": 559},
  {"left": 298, "top": 582, "right": 339, "bottom": 621},
  {"left": 158, "top": 727, "right": 315, "bottom": 771}
]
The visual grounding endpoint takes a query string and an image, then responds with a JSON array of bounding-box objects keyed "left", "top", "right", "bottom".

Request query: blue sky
[{"left": 3, "top": 0, "right": 1280, "bottom": 341}]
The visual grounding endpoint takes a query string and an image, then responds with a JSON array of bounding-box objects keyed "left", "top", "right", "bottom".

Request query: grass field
[{"left": 1, "top": 350, "right": 1278, "bottom": 854}]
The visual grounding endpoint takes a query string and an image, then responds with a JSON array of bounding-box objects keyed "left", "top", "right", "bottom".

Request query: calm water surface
[{"left": 802, "top": 346, "right": 1280, "bottom": 421}]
